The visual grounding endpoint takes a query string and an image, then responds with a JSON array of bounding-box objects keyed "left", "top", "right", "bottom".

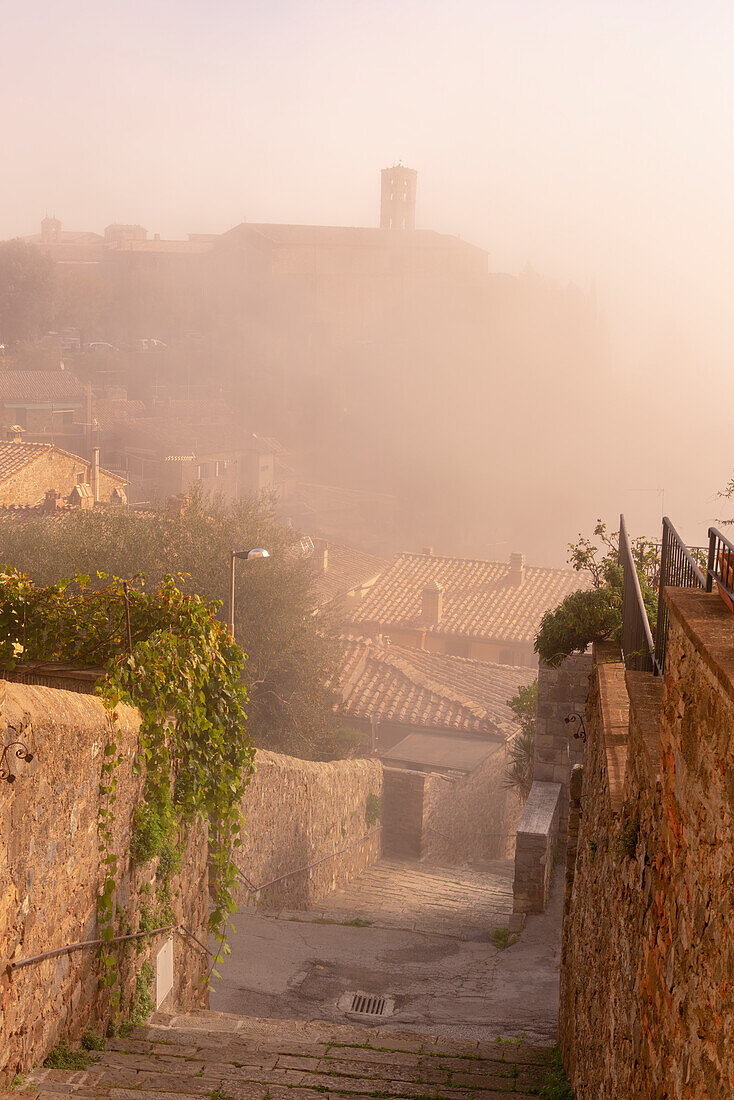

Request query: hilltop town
[{"left": 1, "top": 154, "right": 733, "bottom": 1100}]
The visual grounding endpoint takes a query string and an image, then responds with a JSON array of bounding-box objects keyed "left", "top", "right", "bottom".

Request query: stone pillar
[{"left": 533, "top": 652, "right": 593, "bottom": 837}]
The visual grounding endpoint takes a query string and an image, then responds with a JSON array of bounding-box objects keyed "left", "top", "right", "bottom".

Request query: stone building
[
  {"left": 350, "top": 549, "right": 585, "bottom": 666},
  {"left": 0, "top": 370, "right": 91, "bottom": 451},
  {"left": 0, "top": 431, "right": 127, "bottom": 508},
  {"left": 336, "top": 633, "right": 536, "bottom": 756}
]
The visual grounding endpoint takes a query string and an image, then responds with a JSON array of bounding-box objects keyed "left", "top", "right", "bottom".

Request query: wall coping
[
  {"left": 625, "top": 671, "right": 662, "bottom": 784},
  {"left": 664, "top": 588, "right": 734, "bottom": 707},
  {"left": 517, "top": 780, "right": 562, "bottom": 838},
  {"left": 596, "top": 660, "right": 629, "bottom": 816}
]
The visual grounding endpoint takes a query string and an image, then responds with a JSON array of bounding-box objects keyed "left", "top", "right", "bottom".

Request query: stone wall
[
  {"left": 0, "top": 681, "right": 208, "bottom": 1084},
  {"left": 232, "top": 749, "right": 382, "bottom": 909},
  {"left": 534, "top": 652, "right": 592, "bottom": 836},
  {"left": 512, "top": 780, "right": 561, "bottom": 914},
  {"left": 560, "top": 591, "right": 734, "bottom": 1099},
  {"left": 422, "top": 742, "right": 520, "bottom": 862},
  {"left": 381, "top": 744, "right": 518, "bottom": 863}
]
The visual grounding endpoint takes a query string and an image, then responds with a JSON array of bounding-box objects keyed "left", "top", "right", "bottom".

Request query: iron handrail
[
  {"left": 655, "top": 517, "right": 707, "bottom": 673},
  {"left": 7, "top": 923, "right": 211, "bottom": 972},
  {"left": 707, "top": 527, "right": 734, "bottom": 600},
  {"left": 619, "top": 514, "right": 658, "bottom": 675},
  {"left": 233, "top": 826, "right": 382, "bottom": 896}
]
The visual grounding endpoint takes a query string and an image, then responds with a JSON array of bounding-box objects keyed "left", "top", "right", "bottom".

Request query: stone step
[{"left": 25, "top": 1009, "right": 552, "bottom": 1100}]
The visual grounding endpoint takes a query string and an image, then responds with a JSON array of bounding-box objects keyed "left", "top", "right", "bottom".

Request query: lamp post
[{"left": 228, "top": 548, "right": 270, "bottom": 638}]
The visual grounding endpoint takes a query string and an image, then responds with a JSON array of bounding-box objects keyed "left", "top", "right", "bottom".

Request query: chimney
[
  {"left": 91, "top": 446, "right": 100, "bottom": 504},
  {"left": 314, "top": 540, "right": 328, "bottom": 573},
  {"left": 43, "top": 489, "right": 62, "bottom": 513},
  {"left": 422, "top": 545, "right": 433, "bottom": 556},
  {"left": 421, "top": 580, "right": 443, "bottom": 623},
  {"left": 7, "top": 425, "right": 24, "bottom": 443},
  {"left": 508, "top": 552, "right": 526, "bottom": 586}
]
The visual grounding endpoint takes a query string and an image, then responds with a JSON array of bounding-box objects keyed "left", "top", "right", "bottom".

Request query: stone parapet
[
  {"left": 0, "top": 681, "right": 208, "bottom": 1085},
  {"left": 233, "top": 750, "right": 382, "bottom": 909},
  {"left": 512, "top": 780, "right": 561, "bottom": 914},
  {"left": 560, "top": 590, "right": 734, "bottom": 1099}
]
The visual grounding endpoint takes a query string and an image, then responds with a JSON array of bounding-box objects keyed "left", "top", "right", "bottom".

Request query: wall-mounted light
[
  {"left": 1, "top": 740, "right": 34, "bottom": 783},
  {"left": 564, "top": 712, "right": 587, "bottom": 744}
]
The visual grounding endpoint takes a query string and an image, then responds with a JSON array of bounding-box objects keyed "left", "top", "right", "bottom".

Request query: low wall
[
  {"left": 382, "top": 743, "right": 518, "bottom": 863},
  {"left": 560, "top": 591, "right": 734, "bottom": 1099},
  {"left": 233, "top": 749, "right": 382, "bottom": 909},
  {"left": 512, "top": 780, "right": 561, "bottom": 914},
  {"left": 534, "top": 652, "right": 592, "bottom": 836},
  {"left": 422, "top": 742, "right": 520, "bottom": 862},
  {"left": 0, "top": 681, "right": 208, "bottom": 1084}
]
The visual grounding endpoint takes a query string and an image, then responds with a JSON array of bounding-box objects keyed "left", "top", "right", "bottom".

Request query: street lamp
[{"left": 228, "top": 548, "right": 270, "bottom": 638}]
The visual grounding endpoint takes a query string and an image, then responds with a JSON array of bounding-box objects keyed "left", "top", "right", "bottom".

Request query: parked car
[{"left": 87, "top": 342, "right": 120, "bottom": 353}]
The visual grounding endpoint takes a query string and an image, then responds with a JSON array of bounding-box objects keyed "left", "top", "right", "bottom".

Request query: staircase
[{"left": 21, "top": 1009, "right": 553, "bottom": 1099}]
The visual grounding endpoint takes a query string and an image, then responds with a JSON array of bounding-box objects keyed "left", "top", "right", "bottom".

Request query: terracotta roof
[
  {"left": 350, "top": 552, "right": 586, "bottom": 645},
  {"left": 0, "top": 441, "right": 52, "bottom": 481},
  {"left": 336, "top": 636, "right": 536, "bottom": 738},
  {"left": 0, "top": 371, "right": 86, "bottom": 404},
  {"left": 0, "top": 441, "right": 127, "bottom": 488},
  {"left": 92, "top": 398, "right": 146, "bottom": 432},
  {"left": 310, "top": 540, "right": 388, "bottom": 607}
]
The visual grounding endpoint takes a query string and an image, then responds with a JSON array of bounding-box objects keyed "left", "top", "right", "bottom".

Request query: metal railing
[
  {"left": 620, "top": 516, "right": 734, "bottom": 678},
  {"left": 619, "top": 515, "right": 658, "bottom": 674},
  {"left": 707, "top": 527, "right": 734, "bottom": 604},
  {"left": 655, "top": 517, "right": 707, "bottom": 673}
]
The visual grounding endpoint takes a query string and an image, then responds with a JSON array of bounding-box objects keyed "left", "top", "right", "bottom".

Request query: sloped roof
[
  {"left": 0, "top": 441, "right": 127, "bottom": 487},
  {"left": 336, "top": 635, "right": 536, "bottom": 738},
  {"left": 310, "top": 540, "right": 388, "bottom": 607},
  {"left": 0, "top": 441, "right": 52, "bottom": 481},
  {"left": 222, "top": 222, "right": 487, "bottom": 255},
  {"left": 0, "top": 371, "right": 86, "bottom": 404},
  {"left": 350, "top": 552, "right": 586, "bottom": 645}
]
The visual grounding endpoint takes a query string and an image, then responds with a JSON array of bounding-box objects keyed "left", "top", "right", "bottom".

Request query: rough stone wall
[
  {"left": 0, "top": 682, "right": 208, "bottom": 1084},
  {"left": 233, "top": 749, "right": 382, "bottom": 909},
  {"left": 382, "top": 768, "right": 425, "bottom": 859},
  {"left": 534, "top": 652, "right": 592, "bottom": 836},
  {"left": 560, "top": 591, "right": 734, "bottom": 1099},
  {"left": 421, "top": 743, "right": 519, "bottom": 862},
  {"left": 512, "top": 780, "right": 561, "bottom": 914},
  {"left": 381, "top": 746, "right": 517, "bottom": 864},
  {"left": 0, "top": 450, "right": 125, "bottom": 507}
]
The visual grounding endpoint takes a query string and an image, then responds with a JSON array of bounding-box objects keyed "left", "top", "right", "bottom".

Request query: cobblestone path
[
  {"left": 267, "top": 860, "right": 516, "bottom": 938},
  {"left": 24, "top": 1008, "right": 553, "bottom": 1099}
]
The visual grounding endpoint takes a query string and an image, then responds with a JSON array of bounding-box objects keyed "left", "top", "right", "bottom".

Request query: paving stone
[{"left": 26, "top": 1008, "right": 552, "bottom": 1099}]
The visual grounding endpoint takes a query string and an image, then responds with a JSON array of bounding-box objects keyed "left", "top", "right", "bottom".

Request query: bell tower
[
  {"left": 41, "top": 215, "right": 62, "bottom": 246},
  {"left": 380, "top": 165, "right": 417, "bottom": 230}
]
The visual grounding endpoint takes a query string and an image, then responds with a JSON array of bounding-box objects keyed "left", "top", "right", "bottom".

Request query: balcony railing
[
  {"left": 654, "top": 517, "right": 707, "bottom": 673},
  {"left": 620, "top": 516, "right": 734, "bottom": 676}
]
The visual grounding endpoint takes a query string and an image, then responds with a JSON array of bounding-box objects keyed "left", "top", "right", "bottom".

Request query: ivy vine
[{"left": 0, "top": 569, "right": 255, "bottom": 987}]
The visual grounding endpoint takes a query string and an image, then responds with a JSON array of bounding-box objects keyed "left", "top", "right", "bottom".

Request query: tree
[
  {"left": 503, "top": 680, "right": 537, "bottom": 801},
  {"left": 0, "top": 239, "right": 55, "bottom": 345},
  {"left": 534, "top": 520, "right": 659, "bottom": 666},
  {"left": 0, "top": 489, "right": 348, "bottom": 760}
]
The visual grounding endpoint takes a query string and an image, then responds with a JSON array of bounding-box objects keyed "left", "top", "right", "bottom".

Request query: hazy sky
[{"left": 3, "top": 0, "right": 734, "bottom": 542}]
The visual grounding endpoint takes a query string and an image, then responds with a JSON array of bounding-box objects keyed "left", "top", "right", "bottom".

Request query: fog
[{"left": 2, "top": 0, "right": 733, "bottom": 562}]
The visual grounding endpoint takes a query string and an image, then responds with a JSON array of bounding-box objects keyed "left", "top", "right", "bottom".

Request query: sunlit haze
[{"left": 3, "top": 0, "right": 734, "bottom": 555}]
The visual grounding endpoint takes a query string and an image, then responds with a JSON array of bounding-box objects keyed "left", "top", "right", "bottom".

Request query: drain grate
[{"left": 348, "top": 992, "right": 388, "bottom": 1017}]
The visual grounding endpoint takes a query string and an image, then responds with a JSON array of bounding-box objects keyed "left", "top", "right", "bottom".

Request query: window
[
  {"left": 76, "top": 472, "right": 85, "bottom": 485},
  {"left": 199, "top": 462, "right": 210, "bottom": 478}
]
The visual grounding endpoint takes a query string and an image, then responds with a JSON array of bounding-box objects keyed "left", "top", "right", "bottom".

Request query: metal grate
[{"left": 349, "top": 992, "right": 388, "bottom": 1017}]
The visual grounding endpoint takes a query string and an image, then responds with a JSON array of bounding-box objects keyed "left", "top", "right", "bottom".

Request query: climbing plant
[{"left": 0, "top": 568, "right": 255, "bottom": 980}]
